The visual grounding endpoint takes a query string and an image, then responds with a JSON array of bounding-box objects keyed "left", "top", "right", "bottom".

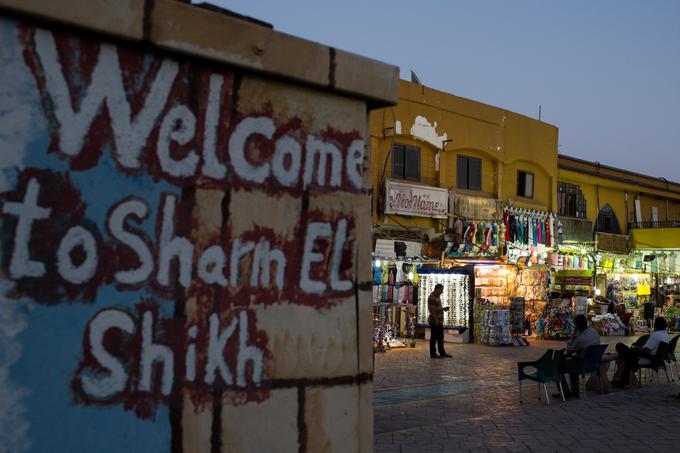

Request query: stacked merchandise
[
  {"left": 481, "top": 307, "right": 511, "bottom": 345},
  {"left": 543, "top": 299, "right": 575, "bottom": 339},
  {"left": 553, "top": 270, "right": 593, "bottom": 293},
  {"left": 572, "top": 296, "right": 588, "bottom": 316},
  {"left": 591, "top": 313, "right": 625, "bottom": 336},
  {"left": 417, "top": 271, "right": 470, "bottom": 328}
]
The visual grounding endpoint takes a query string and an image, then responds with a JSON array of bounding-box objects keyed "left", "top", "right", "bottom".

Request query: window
[
  {"left": 457, "top": 155, "right": 482, "bottom": 191},
  {"left": 595, "top": 204, "right": 621, "bottom": 234},
  {"left": 517, "top": 171, "right": 534, "bottom": 198},
  {"left": 392, "top": 143, "right": 420, "bottom": 181},
  {"left": 557, "top": 182, "right": 587, "bottom": 219}
]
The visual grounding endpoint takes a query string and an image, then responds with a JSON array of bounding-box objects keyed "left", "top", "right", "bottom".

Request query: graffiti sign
[{"left": 0, "top": 16, "right": 365, "bottom": 451}]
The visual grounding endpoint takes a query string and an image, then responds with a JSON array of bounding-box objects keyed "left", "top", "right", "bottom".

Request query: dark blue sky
[{"left": 216, "top": 0, "right": 680, "bottom": 181}]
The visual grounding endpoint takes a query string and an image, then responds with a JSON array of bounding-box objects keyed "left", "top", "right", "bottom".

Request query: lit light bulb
[{"left": 375, "top": 260, "right": 381, "bottom": 268}]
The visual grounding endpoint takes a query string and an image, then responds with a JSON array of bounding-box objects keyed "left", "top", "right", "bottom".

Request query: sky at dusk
[{"left": 217, "top": 0, "right": 680, "bottom": 181}]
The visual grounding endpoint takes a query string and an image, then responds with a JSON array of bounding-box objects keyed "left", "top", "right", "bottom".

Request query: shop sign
[
  {"left": 596, "top": 232, "right": 631, "bottom": 254},
  {"left": 385, "top": 180, "right": 448, "bottom": 219},
  {"left": 451, "top": 193, "right": 501, "bottom": 220}
]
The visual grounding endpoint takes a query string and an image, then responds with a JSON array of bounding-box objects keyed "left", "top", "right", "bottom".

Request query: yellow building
[
  {"left": 370, "top": 79, "right": 680, "bottom": 262},
  {"left": 557, "top": 155, "right": 680, "bottom": 235},
  {"left": 370, "top": 80, "right": 558, "bottom": 241}
]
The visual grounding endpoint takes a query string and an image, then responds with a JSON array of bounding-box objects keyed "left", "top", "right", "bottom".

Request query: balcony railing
[{"left": 628, "top": 220, "right": 680, "bottom": 229}]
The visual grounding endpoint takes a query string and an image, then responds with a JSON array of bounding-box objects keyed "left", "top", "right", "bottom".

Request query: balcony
[
  {"left": 629, "top": 221, "right": 680, "bottom": 250},
  {"left": 629, "top": 220, "right": 680, "bottom": 229}
]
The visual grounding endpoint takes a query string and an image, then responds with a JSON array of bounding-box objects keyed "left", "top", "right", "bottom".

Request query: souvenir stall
[
  {"left": 542, "top": 298, "right": 575, "bottom": 339},
  {"left": 602, "top": 270, "right": 655, "bottom": 334},
  {"left": 472, "top": 265, "right": 516, "bottom": 344},
  {"left": 416, "top": 269, "right": 472, "bottom": 343},
  {"left": 372, "top": 257, "right": 422, "bottom": 351},
  {"left": 661, "top": 275, "right": 680, "bottom": 307},
  {"left": 516, "top": 268, "right": 549, "bottom": 336}
]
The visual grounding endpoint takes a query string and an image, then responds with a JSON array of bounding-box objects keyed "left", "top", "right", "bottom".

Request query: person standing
[
  {"left": 428, "top": 284, "right": 452, "bottom": 359},
  {"left": 643, "top": 299, "right": 654, "bottom": 329}
]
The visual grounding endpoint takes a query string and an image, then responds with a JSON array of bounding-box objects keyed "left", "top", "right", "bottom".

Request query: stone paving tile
[{"left": 374, "top": 337, "right": 680, "bottom": 452}]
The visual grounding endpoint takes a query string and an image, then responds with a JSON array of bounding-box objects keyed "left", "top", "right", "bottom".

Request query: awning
[{"left": 631, "top": 228, "right": 680, "bottom": 250}]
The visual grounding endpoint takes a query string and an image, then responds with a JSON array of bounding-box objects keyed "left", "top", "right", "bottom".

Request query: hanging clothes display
[
  {"left": 503, "top": 207, "right": 562, "bottom": 248},
  {"left": 446, "top": 217, "right": 507, "bottom": 258}
]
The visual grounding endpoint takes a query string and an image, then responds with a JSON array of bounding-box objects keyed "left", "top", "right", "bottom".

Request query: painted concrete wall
[
  {"left": 0, "top": 3, "right": 397, "bottom": 450},
  {"left": 370, "top": 80, "right": 559, "bottom": 231}
]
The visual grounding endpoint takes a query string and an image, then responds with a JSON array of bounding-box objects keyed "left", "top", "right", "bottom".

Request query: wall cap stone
[{"left": 0, "top": 0, "right": 399, "bottom": 108}]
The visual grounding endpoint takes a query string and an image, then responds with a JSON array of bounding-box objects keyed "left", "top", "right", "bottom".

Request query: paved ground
[{"left": 374, "top": 336, "right": 680, "bottom": 452}]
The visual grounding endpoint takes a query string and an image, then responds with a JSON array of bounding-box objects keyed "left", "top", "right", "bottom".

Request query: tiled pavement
[{"left": 374, "top": 336, "right": 680, "bottom": 452}]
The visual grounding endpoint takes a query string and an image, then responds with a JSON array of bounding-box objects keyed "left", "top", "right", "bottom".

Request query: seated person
[
  {"left": 556, "top": 314, "right": 600, "bottom": 398},
  {"left": 613, "top": 317, "right": 669, "bottom": 388}
]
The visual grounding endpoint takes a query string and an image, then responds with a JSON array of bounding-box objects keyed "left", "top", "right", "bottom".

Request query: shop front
[
  {"left": 372, "top": 180, "right": 448, "bottom": 352},
  {"left": 443, "top": 198, "right": 568, "bottom": 345}
]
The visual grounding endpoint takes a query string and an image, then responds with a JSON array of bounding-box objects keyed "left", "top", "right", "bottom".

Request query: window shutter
[
  {"left": 392, "top": 144, "right": 405, "bottom": 179},
  {"left": 457, "top": 156, "right": 468, "bottom": 189},
  {"left": 405, "top": 147, "right": 420, "bottom": 181},
  {"left": 526, "top": 173, "right": 534, "bottom": 198},
  {"left": 469, "top": 157, "right": 482, "bottom": 191}
]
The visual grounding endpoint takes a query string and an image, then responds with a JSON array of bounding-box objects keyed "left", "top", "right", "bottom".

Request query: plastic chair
[
  {"left": 563, "top": 344, "right": 608, "bottom": 398},
  {"left": 517, "top": 349, "right": 565, "bottom": 405},
  {"left": 632, "top": 334, "right": 650, "bottom": 348},
  {"left": 637, "top": 341, "right": 670, "bottom": 386},
  {"left": 664, "top": 335, "right": 679, "bottom": 382}
]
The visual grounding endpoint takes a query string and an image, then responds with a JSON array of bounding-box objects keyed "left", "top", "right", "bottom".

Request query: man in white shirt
[{"left": 613, "top": 317, "right": 669, "bottom": 388}]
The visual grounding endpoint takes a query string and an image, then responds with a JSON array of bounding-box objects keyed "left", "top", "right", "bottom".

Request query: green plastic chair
[
  {"left": 632, "top": 334, "right": 650, "bottom": 348},
  {"left": 517, "top": 349, "right": 565, "bottom": 405}
]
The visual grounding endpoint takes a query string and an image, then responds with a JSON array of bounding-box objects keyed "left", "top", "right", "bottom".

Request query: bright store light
[
  {"left": 595, "top": 288, "right": 601, "bottom": 296},
  {"left": 375, "top": 260, "right": 381, "bottom": 268}
]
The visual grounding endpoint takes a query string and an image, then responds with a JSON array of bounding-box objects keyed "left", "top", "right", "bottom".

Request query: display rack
[
  {"left": 516, "top": 268, "right": 549, "bottom": 335},
  {"left": 417, "top": 270, "right": 470, "bottom": 328},
  {"left": 474, "top": 266, "right": 513, "bottom": 306},
  {"left": 543, "top": 298, "right": 574, "bottom": 339},
  {"left": 480, "top": 307, "right": 511, "bottom": 345},
  {"left": 606, "top": 273, "right": 653, "bottom": 309},
  {"left": 372, "top": 258, "right": 419, "bottom": 351}
]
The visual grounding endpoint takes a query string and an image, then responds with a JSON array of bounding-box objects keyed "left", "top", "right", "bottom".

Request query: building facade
[
  {"left": 369, "top": 80, "right": 558, "bottom": 242},
  {"left": 370, "top": 79, "right": 680, "bottom": 258}
]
